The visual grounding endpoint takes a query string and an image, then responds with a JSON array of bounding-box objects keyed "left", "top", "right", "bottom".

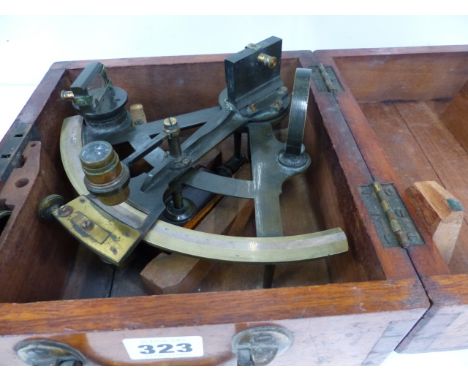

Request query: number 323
[{"left": 138, "top": 343, "right": 193, "bottom": 354}]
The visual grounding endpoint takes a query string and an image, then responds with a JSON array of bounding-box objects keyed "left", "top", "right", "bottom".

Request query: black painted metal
[
  {"left": 225, "top": 36, "right": 282, "bottom": 109},
  {"left": 284, "top": 68, "right": 312, "bottom": 157},
  {"left": 66, "top": 62, "right": 133, "bottom": 142},
  {"left": 60, "top": 37, "right": 315, "bottom": 271}
]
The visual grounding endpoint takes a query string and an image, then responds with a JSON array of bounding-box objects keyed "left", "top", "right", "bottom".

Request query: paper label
[{"left": 123, "top": 336, "right": 204, "bottom": 360}]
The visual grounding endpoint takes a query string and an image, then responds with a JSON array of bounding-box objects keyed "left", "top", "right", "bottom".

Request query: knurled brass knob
[
  {"left": 80, "top": 141, "right": 130, "bottom": 205},
  {"left": 257, "top": 53, "right": 278, "bottom": 69}
]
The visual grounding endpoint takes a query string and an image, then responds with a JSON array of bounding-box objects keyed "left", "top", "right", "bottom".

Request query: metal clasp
[
  {"left": 232, "top": 326, "right": 293, "bottom": 366},
  {"left": 15, "top": 339, "right": 88, "bottom": 366}
]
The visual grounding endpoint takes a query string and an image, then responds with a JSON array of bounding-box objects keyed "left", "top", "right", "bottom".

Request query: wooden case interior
[
  {"left": 334, "top": 50, "right": 468, "bottom": 275},
  {"left": 0, "top": 57, "right": 390, "bottom": 304}
]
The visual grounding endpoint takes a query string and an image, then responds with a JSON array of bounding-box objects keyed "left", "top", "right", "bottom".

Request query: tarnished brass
[
  {"left": 163, "top": 117, "right": 178, "bottom": 129},
  {"left": 53, "top": 195, "right": 141, "bottom": 265},
  {"left": 60, "top": 90, "right": 75, "bottom": 100},
  {"left": 257, "top": 53, "right": 278, "bottom": 69},
  {"left": 80, "top": 141, "right": 130, "bottom": 206},
  {"left": 360, "top": 182, "right": 424, "bottom": 248},
  {"left": 373, "top": 181, "right": 410, "bottom": 248},
  {"left": 129, "top": 103, "right": 147, "bottom": 126},
  {"left": 163, "top": 117, "right": 182, "bottom": 159},
  {"left": 60, "top": 116, "right": 349, "bottom": 264}
]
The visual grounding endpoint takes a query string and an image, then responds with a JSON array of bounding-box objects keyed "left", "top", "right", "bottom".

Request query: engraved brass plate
[{"left": 53, "top": 195, "right": 141, "bottom": 265}]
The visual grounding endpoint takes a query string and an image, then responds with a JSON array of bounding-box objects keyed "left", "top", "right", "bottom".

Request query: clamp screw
[
  {"left": 257, "top": 53, "right": 278, "bottom": 69},
  {"left": 163, "top": 117, "right": 182, "bottom": 158},
  {"left": 57, "top": 205, "right": 73, "bottom": 217},
  {"left": 163, "top": 117, "right": 178, "bottom": 132}
]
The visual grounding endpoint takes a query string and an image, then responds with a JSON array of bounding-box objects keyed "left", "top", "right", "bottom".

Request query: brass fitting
[
  {"left": 129, "top": 103, "right": 147, "bottom": 126},
  {"left": 60, "top": 90, "right": 75, "bottom": 101},
  {"left": 79, "top": 141, "right": 130, "bottom": 206},
  {"left": 163, "top": 117, "right": 178, "bottom": 133},
  {"left": 257, "top": 53, "right": 278, "bottom": 69},
  {"left": 163, "top": 117, "right": 182, "bottom": 158}
]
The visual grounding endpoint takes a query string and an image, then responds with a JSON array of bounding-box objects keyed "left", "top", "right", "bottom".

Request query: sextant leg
[{"left": 249, "top": 123, "right": 285, "bottom": 288}]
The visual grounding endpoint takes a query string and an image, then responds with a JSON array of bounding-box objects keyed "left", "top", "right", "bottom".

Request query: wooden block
[
  {"left": 407, "top": 181, "right": 464, "bottom": 264},
  {"left": 140, "top": 253, "right": 214, "bottom": 294},
  {"left": 225, "top": 199, "right": 254, "bottom": 237}
]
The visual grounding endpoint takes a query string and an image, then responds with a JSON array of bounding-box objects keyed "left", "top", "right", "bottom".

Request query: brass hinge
[
  {"left": 310, "top": 63, "right": 343, "bottom": 94},
  {"left": 360, "top": 181, "right": 424, "bottom": 248}
]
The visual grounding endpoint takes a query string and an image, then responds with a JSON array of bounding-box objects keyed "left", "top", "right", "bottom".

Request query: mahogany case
[
  {"left": 0, "top": 49, "right": 439, "bottom": 365},
  {"left": 313, "top": 46, "right": 468, "bottom": 354}
]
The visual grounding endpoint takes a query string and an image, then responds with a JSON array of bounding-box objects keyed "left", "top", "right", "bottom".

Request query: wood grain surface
[
  {"left": 314, "top": 45, "right": 468, "bottom": 354},
  {"left": 406, "top": 181, "right": 463, "bottom": 264},
  {"left": 0, "top": 51, "right": 429, "bottom": 365}
]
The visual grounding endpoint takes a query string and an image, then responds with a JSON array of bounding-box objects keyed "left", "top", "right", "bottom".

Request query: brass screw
[
  {"left": 60, "top": 90, "right": 75, "bottom": 101},
  {"left": 57, "top": 205, "right": 73, "bottom": 217},
  {"left": 272, "top": 100, "right": 283, "bottom": 111},
  {"left": 79, "top": 141, "right": 130, "bottom": 206},
  {"left": 163, "top": 117, "right": 178, "bottom": 131},
  {"left": 248, "top": 104, "right": 257, "bottom": 113},
  {"left": 257, "top": 53, "right": 278, "bottom": 69},
  {"left": 81, "top": 220, "right": 94, "bottom": 231}
]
